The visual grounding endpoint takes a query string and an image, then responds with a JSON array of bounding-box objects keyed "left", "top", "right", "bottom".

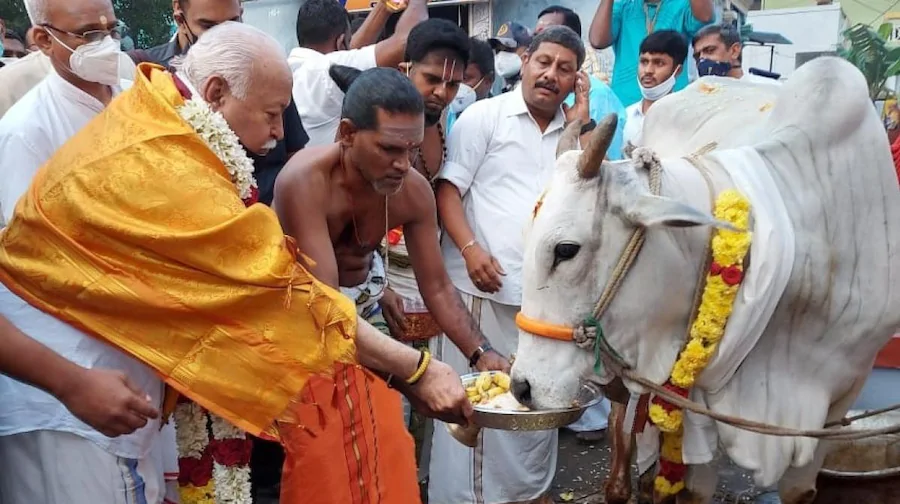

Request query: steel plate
[{"left": 461, "top": 371, "right": 604, "bottom": 431}]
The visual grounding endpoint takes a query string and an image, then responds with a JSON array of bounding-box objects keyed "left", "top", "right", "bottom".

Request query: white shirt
[
  {"left": 0, "top": 71, "right": 125, "bottom": 223},
  {"left": 0, "top": 51, "right": 52, "bottom": 119},
  {"left": 288, "top": 45, "right": 378, "bottom": 147},
  {"left": 0, "top": 285, "right": 164, "bottom": 459},
  {"left": 0, "top": 71, "right": 160, "bottom": 459},
  {"left": 439, "top": 86, "right": 567, "bottom": 306},
  {"left": 623, "top": 101, "right": 646, "bottom": 147}
]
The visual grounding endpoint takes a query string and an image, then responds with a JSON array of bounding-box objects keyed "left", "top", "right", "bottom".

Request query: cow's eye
[{"left": 554, "top": 242, "right": 580, "bottom": 261}]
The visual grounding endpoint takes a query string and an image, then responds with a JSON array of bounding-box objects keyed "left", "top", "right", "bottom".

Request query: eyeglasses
[{"left": 41, "top": 24, "right": 122, "bottom": 44}]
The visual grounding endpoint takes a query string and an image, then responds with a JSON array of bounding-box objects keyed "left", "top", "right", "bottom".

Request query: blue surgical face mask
[{"left": 697, "top": 58, "right": 732, "bottom": 77}]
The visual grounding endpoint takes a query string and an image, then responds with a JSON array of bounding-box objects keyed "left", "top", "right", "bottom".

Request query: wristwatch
[
  {"left": 580, "top": 119, "right": 597, "bottom": 136},
  {"left": 469, "top": 343, "right": 494, "bottom": 368}
]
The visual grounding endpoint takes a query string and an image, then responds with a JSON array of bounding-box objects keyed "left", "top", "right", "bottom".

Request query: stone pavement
[
  {"left": 550, "top": 429, "right": 772, "bottom": 503},
  {"left": 256, "top": 428, "right": 776, "bottom": 504}
]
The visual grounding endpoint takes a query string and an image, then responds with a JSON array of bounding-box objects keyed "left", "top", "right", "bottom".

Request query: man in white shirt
[
  {"left": 0, "top": 0, "right": 136, "bottom": 224},
  {"left": 622, "top": 30, "right": 688, "bottom": 149},
  {"left": 0, "top": 1, "right": 172, "bottom": 501},
  {"left": 0, "top": 50, "right": 51, "bottom": 118},
  {"left": 432, "top": 26, "right": 594, "bottom": 504},
  {"left": 290, "top": 0, "right": 428, "bottom": 147},
  {"left": 693, "top": 23, "right": 782, "bottom": 85}
]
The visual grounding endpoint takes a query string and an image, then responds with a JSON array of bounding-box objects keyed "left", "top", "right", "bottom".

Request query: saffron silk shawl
[{"left": 0, "top": 63, "right": 357, "bottom": 439}]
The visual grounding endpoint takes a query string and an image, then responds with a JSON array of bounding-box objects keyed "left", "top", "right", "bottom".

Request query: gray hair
[
  {"left": 693, "top": 23, "right": 742, "bottom": 49},
  {"left": 24, "top": 0, "right": 49, "bottom": 25},
  {"left": 172, "top": 21, "right": 287, "bottom": 101}
]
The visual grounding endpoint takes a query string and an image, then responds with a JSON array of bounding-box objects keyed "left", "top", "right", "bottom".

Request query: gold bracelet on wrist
[
  {"left": 381, "top": 0, "right": 407, "bottom": 13},
  {"left": 460, "top": 239, "right": 477, "bottom": 257},
  {"left": 406, "top": 350, "right": 432, "bottom": 385}
]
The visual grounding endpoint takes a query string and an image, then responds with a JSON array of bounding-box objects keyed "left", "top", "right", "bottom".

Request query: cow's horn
[
  {"left": 556, "top": 119, "right": 582, "bottom": 159},
  {"left": 577, "top": 113, "right": 619, "bottom": 179}
]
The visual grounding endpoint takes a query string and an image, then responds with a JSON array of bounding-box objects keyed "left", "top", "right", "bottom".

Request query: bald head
[{"left": 174, "top": 21, "right": 292, "bottom": 155}]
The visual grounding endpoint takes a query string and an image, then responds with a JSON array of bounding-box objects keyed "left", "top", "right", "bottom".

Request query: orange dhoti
[{"left": 281, "top": 364, "right": 421, "bottom": 504}]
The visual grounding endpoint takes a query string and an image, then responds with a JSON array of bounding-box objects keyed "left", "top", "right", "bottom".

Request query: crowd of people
[{"left": 0, "top": 0, "right": 787, "bottom": 503}]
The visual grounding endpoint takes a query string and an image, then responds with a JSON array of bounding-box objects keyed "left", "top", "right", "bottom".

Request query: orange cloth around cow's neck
[{"left": 0, "top": 63, "right": 358, "bottom": 439}]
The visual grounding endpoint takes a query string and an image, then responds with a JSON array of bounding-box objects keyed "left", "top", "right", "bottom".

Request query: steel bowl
[{"left": 460, "top": 371, "right": 604, "bottom": 431}]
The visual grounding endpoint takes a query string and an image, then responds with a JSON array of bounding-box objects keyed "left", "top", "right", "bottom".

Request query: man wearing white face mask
[
  {"left": 622, "top": 30, "right": 688, "bottom": 148},
  {"left": 489, "top": 22, "right": 532, "bottom": 94},
  {"left": 0, "top": 0, "right": 135, "bottom": 224},
  {"left": 0, "top": 0, "right": 179, "bottom": 501},
  {"left": 447, "top": 37, "right": 494, "bottom": 132}
]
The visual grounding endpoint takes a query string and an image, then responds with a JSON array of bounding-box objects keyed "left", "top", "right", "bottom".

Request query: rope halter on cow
[
  {"left": 517, "top": 115, "right": 900, "bottom": 442},
  {"left": 516, "top": 116, "right": 664, "bottom": 377}
]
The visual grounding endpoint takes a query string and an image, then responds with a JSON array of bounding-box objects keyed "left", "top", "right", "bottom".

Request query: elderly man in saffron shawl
[{"left": 0, "top": 22, "right": 469, "bottom": 504}]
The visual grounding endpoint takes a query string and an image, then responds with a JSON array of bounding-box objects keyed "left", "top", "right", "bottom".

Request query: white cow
[{"left": 511, "top": 56, "right": 900, "bottom": 504}]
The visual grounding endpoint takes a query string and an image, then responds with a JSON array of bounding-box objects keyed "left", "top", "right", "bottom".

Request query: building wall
[
  {"left": 243, "top": 0, "right": 303, "bottom": 52},
  {"left": 760, "top": 0, "right": 895, "bottom": 27},
  {"left": 742, "top": 4, "right": 846, "bottom": 77}
]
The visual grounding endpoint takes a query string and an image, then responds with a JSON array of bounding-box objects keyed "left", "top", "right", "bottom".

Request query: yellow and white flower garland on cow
[{"left": 648, "top": 189, "right": 752, "bottom": 496}]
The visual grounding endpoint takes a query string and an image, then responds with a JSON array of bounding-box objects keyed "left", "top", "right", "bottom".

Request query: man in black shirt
[{"left": 128, "top": 0, "right": 308, "bottom": 206}]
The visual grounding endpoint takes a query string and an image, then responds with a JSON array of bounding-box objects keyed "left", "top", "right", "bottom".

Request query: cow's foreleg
[
  {"left": 777, "top": 444, "right": 827, "bottom": 504},
  {"left": 637, "top": 463, "right": 655, "bottom": 504},
  {"left": 603, "top": 399, "right": 633, "bottom": 504},
  {"left": 676, "top": 463, "right": 717, "bottom": 504},
  {"left": 779, "top": 372, "right": 867, "bottom": 504}
]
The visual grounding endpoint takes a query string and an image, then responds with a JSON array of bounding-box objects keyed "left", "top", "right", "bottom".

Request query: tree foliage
[
  {"left": 0, "top": 0, "right": 174, "bottom": 48},
  {"left": 838, "top": 23, "right": 900, "bottom": 101}
]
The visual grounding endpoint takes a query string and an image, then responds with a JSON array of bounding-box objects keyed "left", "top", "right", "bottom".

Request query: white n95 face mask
[
  {"left": 52, "top": 33, "right": 130, "bottom": 86},
  {"left": 495, "top": 51, "right": 522, "bottom": 79},
  {"left": 449, "top": 83, "right": 477, "bottom": 114}
]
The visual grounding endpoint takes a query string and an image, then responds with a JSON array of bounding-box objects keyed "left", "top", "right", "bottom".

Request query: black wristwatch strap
[
  {"left": 469, "top": 343, "right": 493, "bottom": 368},
  {"left": 580, "top": 119, "right": 597, "bottom": 136}
]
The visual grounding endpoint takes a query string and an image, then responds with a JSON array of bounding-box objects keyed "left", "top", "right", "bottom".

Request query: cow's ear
[{"left": 614, "top": 194, "right": 736, "bottom": 230}]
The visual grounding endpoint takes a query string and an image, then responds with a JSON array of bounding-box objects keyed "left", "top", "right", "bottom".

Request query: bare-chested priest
[{"left": 273, "top": 64, "right": 507, "bottom": 504}]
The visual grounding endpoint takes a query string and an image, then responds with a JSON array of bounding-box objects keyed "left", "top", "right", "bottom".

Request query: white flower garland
[
  {"left": 177, "top": 98, "right": 257, "bottom": 200},
  {"left": 174, "top": 401, "right": 210, "bottom": 460},
  {"left": 209, "top": 413, "right": 252, "bottom": 504}
]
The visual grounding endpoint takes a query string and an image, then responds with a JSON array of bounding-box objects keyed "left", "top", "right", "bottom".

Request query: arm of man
[
  {"left": 0, "top": 132, "right": 50, "bottom": 223},
  {"left": 689, "top": 0, "right": 716, "bottom": 24},
  {"left": 350, "top": 2, "right": 391, "bottom": 49},
  {"left": 588, "top": 0, "right": 618, "bottom": 50},
  {"left": 273, "top": 156, "right": 341, "bottom": 287},
  {"left": 0, "top": 315, "right": 158, "bottom": 437},
  {"left": 435, "top": 101, "right": 506, "bottom": 294},
  {"left": 356, "top": 314, "right": 472, "bottom": 424},
  {"left": 372, "top": 0, "right": 429, "bottom": 67},
  {"left": 403, "top": 177, "right": 507, "bottom": 373}
]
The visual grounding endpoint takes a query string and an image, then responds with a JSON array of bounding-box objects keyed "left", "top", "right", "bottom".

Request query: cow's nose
[{"left": 511, "top": 378, "right": 532, "bottom": 407}]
